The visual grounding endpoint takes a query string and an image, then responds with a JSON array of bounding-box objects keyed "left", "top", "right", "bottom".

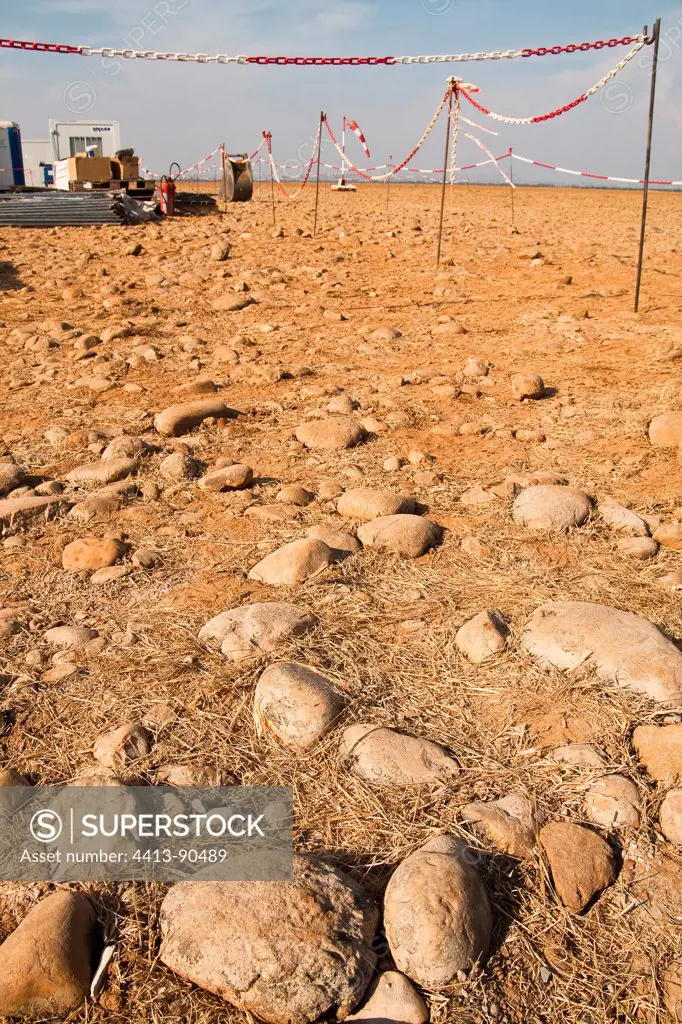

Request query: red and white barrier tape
[
  {"left": 510, "top": 152, "right": 682, "bottom": 186},
  {"left": 0, "top": 34, "right": 646, "bottom": 66},
  {"left": 460, "top": 37, "right": 645, "bottom": 124},
  {"left": 263, "top": 124, "right": 320, "bottom": 199}
]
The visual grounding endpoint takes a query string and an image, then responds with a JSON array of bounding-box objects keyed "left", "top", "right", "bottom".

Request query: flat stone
[
  {"left": 66, "top": 458, "right": 137, "bottom": 486},
  {"left": 663, "top": 959, "right": 682, "bottom": 1020},
  {"left": 93, "top": 722, "right": 151, "bottom": 768},
  {"left": 539, "top": 821, "right": 617, "bottom": 912},
  {"left": 276, "top": 484, "right": 314, "bottom": 506},
  {"left": 649, "top": 411, "right": 682, "bottom": 448},
  {"left": 357, "top": 515, "right": 442, "bottom": 558},
  {"left": 384, "top": 835, "right": 492, "bottom": 988},
  {"left": 0, "top": 464, "right": 25, "bottom": 496},
  {"left": 584, "top": 775, "right": 641, "bottom": 828},
  {"left": 67, "top": 480, "right": 137, "bottom": 523},
  {"left": 90, "top": 565, "right": 132, "bottom": 585},
  {"left": 199, "top": 602, "right": 317, "bottom": 660},
  {"left": 599, "top": 500, "right": 649, "bottom": 537},
  {"left": 248, "top": 538, "right": 334, "bottom": 586},
  {"left": 0, "top": 495, "right": 68, "bottom": 532},
  {"left": 306, "top": 525, "right": 361, "bottom": 559},
  {"left": 461, "top": 793, "right": 537, "bottom": 858},
  {"left": 254, "top": 662, "right": 346, "bottom": 751},
  {"left": 346, "top": 972, "right": 428, "bottom": 1024},
  {"left": 660, "top": 789, "right": 682, "bottom": 845},
  {"left": 337, "top": 487, "right": 415, "bottom": 521},
  {"left": 653, "top": 524, "right": 682, "bottom": 550},
  {"left": 455, "top": 609, "right": 509, "bottom": 664},
  {"left": 0, "top": 891, "right": 98, "bottom": 1016},
  {"left": 154, "top": 398, "right": 235, "bottom": 437},
  {"left": 552, "top": 743, "right": 606, "bottom": 768},
  {"left": 199, "top": 464, "right": 253, "bottom": 491},
  {"left": 617, "top": 537, "right": 658, "bottom": 559},
  {"left": 524, "top": 601, "right": 682, "bottom": 704},
  {"left": 43, "top": 625, "right": 98, "bottom": 650},
  {"left": 0, "top": 768, "right": 28, "bottom": 786},
  {"left": 340, "top": 724, "right": 459, "bottom": 788},
  {"left": 632, "top": 724, "right": 682, "bottom": 782},
  {"left": 159, "top": 856, "right": 378, "bottom": 1024},
  {"left": 295, "top": 418, "right": 365, "bottom": 451},
  {"left": 62, "top": 537, "right": 126, "bottom": 572},
  {"left": 513, "top": 485, "right": 591, "bottom": 530}
]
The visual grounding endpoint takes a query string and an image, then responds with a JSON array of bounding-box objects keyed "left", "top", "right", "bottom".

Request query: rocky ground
[{"left": 0, "top": 181, "right": 681, "bottom": 1023}]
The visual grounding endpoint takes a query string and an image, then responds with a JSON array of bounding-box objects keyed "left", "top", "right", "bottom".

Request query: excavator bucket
[{"left": 223, "top": 155, "right": 253, "bottom": 203}]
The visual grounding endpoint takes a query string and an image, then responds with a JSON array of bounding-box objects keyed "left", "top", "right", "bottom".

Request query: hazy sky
[{"left": 2, "top": 0, "right": 681, "bottom": 184}]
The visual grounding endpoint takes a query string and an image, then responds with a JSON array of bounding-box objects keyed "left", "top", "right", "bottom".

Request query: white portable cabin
[
  {"left": 0, "top": 121, "right": 25, "bottom": 189},
  {"left": 21, "top": 139, "right": 53, "bottom": 188},
  {"left": 48, "top": 119, "right": 121, "bottom": 162}
]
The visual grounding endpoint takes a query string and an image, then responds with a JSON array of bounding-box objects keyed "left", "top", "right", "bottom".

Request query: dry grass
[{"left": 1, "top": 183, "right": 681, "bottom": 1023}]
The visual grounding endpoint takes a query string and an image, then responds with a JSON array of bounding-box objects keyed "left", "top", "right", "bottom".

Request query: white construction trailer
[{"left": 48, "top": 120, "right": 121, "bottom": 161}]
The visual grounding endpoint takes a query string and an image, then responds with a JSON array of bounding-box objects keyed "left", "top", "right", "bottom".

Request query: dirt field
[{"left": 0, "top": 181, "right": 681, "bottom": 1024}]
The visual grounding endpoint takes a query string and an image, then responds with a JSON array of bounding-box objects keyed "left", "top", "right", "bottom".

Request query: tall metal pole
[
  {"left": 509, "top": 146, "right": 515, "bottom": 231},
  {"left": 313, "top": 111, "right": 324, "bottom": 237},
  {"left": 266, "top": 132, "right": 276, "bottom": 226},
  {"left": 634, "top": 18, "right": 661, "bottom": 313},
  {"left": 436, "top": 79, "right": 455, "bottom": 265}
]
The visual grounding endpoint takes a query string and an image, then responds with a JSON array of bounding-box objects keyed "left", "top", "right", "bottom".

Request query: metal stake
[
  {"left": 509, "top": 146, "right": 515, "bottom": 230},
  {"left": 436, "top": 79, "right": 456, "bottom": 265},
  {"left": 634, "top": 18, "right": 662, "bottom": 312},
  {"left": 313, "top": 110, "right": 324, "bottom": 237},
  {"left": 266, "top": 132, "right": 276, "bottom": 226},
  {"left": 386, "top": 153, "right": 393, "bottom": 217}
]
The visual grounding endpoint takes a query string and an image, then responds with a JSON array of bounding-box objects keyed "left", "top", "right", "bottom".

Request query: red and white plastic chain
[
  {"left": 459, "top": 36, "right": 646, "bottom": 124},
  {"left": 0, "top": 34, "right": 646, "bottom": 65},
  {"left": 262, "top": 125, "right": 320, "bottom": 199},
  {"left": 324, "top": 85, "right": 453, "bottom": 183},
  {"left": 448, "top": 86, "right": 461, "bottom": 185}
]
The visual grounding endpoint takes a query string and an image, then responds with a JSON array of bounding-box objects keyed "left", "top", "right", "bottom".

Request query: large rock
[
  {"left": 455, "top": 609, "right": 509, "bottom": 664},
  {"left": 384, "top": 835, "right": 492, "bottom": 987},
  {"left": 649, "top": 411, "right": 682, "bottom": 448},
  {"left": 154, "top": 398, "right": 235, "bottom": 437},
  {"left": 340, "top": 724, "right": 459, "bottom": 788},
  {"left": 584, "top": 775, "right": 641, "bottom": 828},
  {"left": 337, "top": 488, "right": 415, "bottom": 521},
  {"left": 461, "top": 793, "right": 537, "bottom": 858},
  {"left": 539, "top": 821, "right": 617, "bottom": 912},
  {"left": 199, "top": 464, "right": 253, "bottom": 491},
  {"left": 44, "top": 625, "right": 98, "bottom": 650},
  {"left": 346, "top": 971, "right": 428, "bottom": 1024},
  {"left": 632, "top": 724, "right": 682, "bottom": 782},
  {"left": 0, "top": 495, "right": 68, "bottom": 532},
  {"left": 254, "top": 662, "right": 346, "bottom": 751},
  {"left": 523, "top": 601, "right": 682, "bottom": 704},
  {"left": 295, "top": 418, "right": 365, "bottom": 451},
  {"left": 159, "top": 856, "right": 379, "bottom": 1024},
  {"left": 0, "top": 891, "right": 98, "bottom": 1016},
  {"left": 653, "top": 524, "right": 682, "bottom": 550},
  {"left": 199, "top": 602, "right": 317, "bottom": 660},
  {"left": 248, "top": 538, "right": 334, "bottom": 586},
  {"left": 93, "top": 722, "right": 151, "bottom": 768},
  {"left": 512, "top": 485, "right": 591, "bottom": 530},
  {"left": 66, "top": 458, "right": 137, "bottom": 486},
  {"left": 357, "top": 515, "right": 441, "bottom": 558}
]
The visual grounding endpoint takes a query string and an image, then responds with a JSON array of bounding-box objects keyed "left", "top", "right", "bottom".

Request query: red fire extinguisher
[{"left": 159, "top": 175, "right": 176, "bottom": 217}]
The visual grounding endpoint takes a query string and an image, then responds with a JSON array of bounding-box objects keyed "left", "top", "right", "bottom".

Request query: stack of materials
[{"left": 0, "top": 191, "right": 139, "bottom": 227}]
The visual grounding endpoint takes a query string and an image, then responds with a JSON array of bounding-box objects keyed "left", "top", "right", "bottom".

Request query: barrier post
[
  {"left": 264, "top": 132, "right": 276, "bottom": 225},
  {"left": 313, "top": 111, "right": 324, "bottom": 237},
  {"left": 634, "top": 17, "right": 661, "bottom": 312},
  {"left": 509, "top": 147, "right": 515, "bottom": 230},
  {"left": 386, "top": 153, "right": 393, "bottom": 218},
  {"left": 436, "top": 78, "right": 456, "bottom": 265}
]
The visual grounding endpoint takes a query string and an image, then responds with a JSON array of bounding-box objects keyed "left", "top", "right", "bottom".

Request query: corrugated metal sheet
[{"left": 0, "top": 190, "right": 125, "bottom": 227}]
